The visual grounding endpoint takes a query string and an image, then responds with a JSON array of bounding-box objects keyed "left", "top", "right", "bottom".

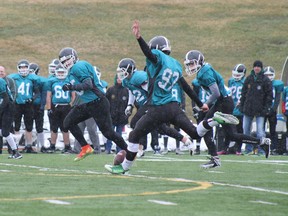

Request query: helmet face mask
[
  {"left": 264, "top": 66, "right": 275, "bottom": 81},
  {"left": 49, "top": 59, "right": 60, "bottom": 75},
  {"left": 116, "top": 58, "right": 136, "bottom": 81},
  {"left": 55, "top": 65, "right": 68, "bottom": 80},
  {"left": 232, "top": 64, "right": 246, "bottom": 81},
  {"left": 184, "top": 50, "right": 204, "bottom": 76},
  {"left": 148, "top": 36, "right": 171, "bottom": 55},
  {"left": 17, "top": 59, "right": 30, "bottom": 77},
  {"left": 29, "top": 63, "right": 40, "bottom": 75},
  {"left": 94, "top": 66, "right": 101, "bottom": 79},
  {"left": 59, "top": 47, "right": 78, "bottom": 70}
]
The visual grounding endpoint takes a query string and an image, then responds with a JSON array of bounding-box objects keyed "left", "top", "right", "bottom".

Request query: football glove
[
  {"left": 62, "top": 83, "right": 73, "bottom": 91},
  {"left": 125, "top": 104, "right": 133, "bottom": 116}
]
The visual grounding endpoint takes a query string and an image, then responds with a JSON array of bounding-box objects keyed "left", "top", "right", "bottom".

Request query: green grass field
[
  {"left": 1, "top": 1, "right": 288, "bottom": 215},
  {"left": 0, "top": 152, "right": 288, "bottom": 216}
]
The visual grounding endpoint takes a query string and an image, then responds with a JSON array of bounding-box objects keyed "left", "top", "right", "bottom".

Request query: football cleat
[
  {"left": 200, "top": 156, "right": 221, "bottom": 169},
  {"left": 136, "top": 149, "right": 145, "bottom": 158},
  {"left": 74, "top": 144, "right": 94, "bottom": 162},
  {"left": 8, "top": 151, "right": 23, "bottom": 159},
  {"left": 104, "top": 164, "right": 127, "bottom": 174},
  {"left": 213, "top": 112, "right": 239, "bottom": 125},
  {"left": 260, "top": 138, "right": 271, "bottom": 158}
]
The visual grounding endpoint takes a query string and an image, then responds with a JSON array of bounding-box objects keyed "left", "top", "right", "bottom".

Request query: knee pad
[
  {"left": 127, "top": 141, "right": 139, "bottom": 153},
  {"left": 197, "top": 121, "right": 208, "bottom": 137}
]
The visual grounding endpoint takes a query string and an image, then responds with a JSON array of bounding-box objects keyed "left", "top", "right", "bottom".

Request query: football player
[
  {"left": 29, "top": 63, "right": 47, "bottom": 151},
  {"left": 117, "top": 58, "right": 192, "bottom": 156},
  {"left": 282, "top": 85, "right": 288, "bottom": 154},
  {"left": 184, "top": 50, "right": 271, "bottom": 162},
  {"left": 0, "top": 75, "right": 22, "bottom": 159},
  {"left": 104, "top": 20, "right": 239, "bottom": 174},
  {"left": 225, "top": 64, "right": 247, "bottom": 155},
  {"left": 8, "top": 59, "right": 40, "bottom": 153},
  {"left": 59, "top": 47, "right": 128, "bottom": 161},
  {"left": 191, "top": 78, "right": 213, "bottom": 155},
  {"left": 46, "top": 64, "right": 75, "bottom": 153},
  {"left": 264, "top": 66, "right": 284, "bottom": 154}
]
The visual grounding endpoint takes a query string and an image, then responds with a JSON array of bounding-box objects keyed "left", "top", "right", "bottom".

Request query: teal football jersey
[
  {"left": 228, "top": 77, "right": 245, "bottom": 116},
  {"left": 146, "top": 49, "right": 182, "bottom": 105},
  {"left": 68, "top": 60, "right": 105, "bottom": 104},
  {"left": 282, "top": 86, "right": 288, "bottom": 115},
  {"left": 47, "top": 76, "right": 73, "bottom": 104},
  {"left": 196, "top": 63, "right": 228, "bottom": 98},
  {"left": 271, "top": 79, "right": 284, "bottom": 107},
  {"left": 122, "top": 70, "right": 148, "bottom": 107},
  {"left": 192, "top": 78, "right": 210, "bottom": 103},
  {"left": 8, "top": 73, "right": 40, "bottom": 104},
  {"left": 0, "top": 78, "right": 13, "bottom": 103},
  {"left": 33, "top": 75, "right": 48, "bottom": 106}
]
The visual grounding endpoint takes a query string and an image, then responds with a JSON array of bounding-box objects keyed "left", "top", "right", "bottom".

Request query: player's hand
[
  {"left": 132, "top": 20, "right": 141, "bottom": 39},
  {"left": 192, "top": 106, "right": 200, "bottom": 120},
  {"left": 62, "top": 83, "right": 72, "bottom": 91},
  {"left": 200, "top": 104, "right": 209, "bottom": 112},
  {"left": 125, "top": 104, "right": 133, "bottom": 116}
]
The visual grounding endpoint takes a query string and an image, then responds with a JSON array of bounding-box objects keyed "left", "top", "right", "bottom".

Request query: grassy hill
[{"left": 1, "top": 0, "right": 288, "bottom": 116}]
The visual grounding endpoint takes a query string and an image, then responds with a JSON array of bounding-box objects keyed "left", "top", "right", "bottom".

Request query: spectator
[
  {"left": 105, "top": 75, "right": 129, "bottom": 154},
  {"left": 239, "top": 60, "right": 273, "bottom": 155}
]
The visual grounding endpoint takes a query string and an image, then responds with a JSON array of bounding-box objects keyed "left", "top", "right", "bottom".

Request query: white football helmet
[
  {"left": 184, "top": 50, "right": 205, "bottom": 76},
  {"left": 116, "top": 58, "right": 137, "bottom": 80},
  {"left": 55, "top": 64, "right": 68, "bottom": 79},
  {"left": 232, "top": 64, "right": 246, "bottom": 81},
  {"left": 263, "top": 66, "right": 275, "bottom": 81},
  {"left": 17, "top": 59, "right": 30, "bottom": 77},
  {"left": 48, "top": 59, "right": 60, "bottom": 75}
]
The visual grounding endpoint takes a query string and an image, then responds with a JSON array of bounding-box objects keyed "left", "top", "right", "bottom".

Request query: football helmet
[
  {"left": 263, "top": 66, "right": 275, "bottom": 81},
  {"left": 55, "top": 64, "right": 68, "bottom": 80},
  {"left": 184, "top": 50, "right": 205, "bottom": 76},
  {"left": 48, "top": 59, "right": 60, "bottom": 75},
  {"left": 29, "top": 63, "right": 40, "bottom": 75},
  {"left": 59, "top": 47, "right": 78, "bottom": 70},
  {"left": 17, "top": 59, "right": 30, "bottom": 76},
  {"left": 232, "top": 64, "right": 246, "bottom": 81},
  {"left": 116, "top": 58, "right": 137, "bottom": 80},
  {"left": 148, "top": 36, "right": 171, "bottom": 55},
  {"left": 94, "top": 66, "right": 101, "bottom": 79}
]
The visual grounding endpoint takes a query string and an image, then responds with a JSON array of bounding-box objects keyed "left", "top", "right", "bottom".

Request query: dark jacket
[
  {"left": 239, "top": 69, "right": 273, "bottom": 117},
  {"left": 106, "top": 79, "right": 129, "bottom": 126}
]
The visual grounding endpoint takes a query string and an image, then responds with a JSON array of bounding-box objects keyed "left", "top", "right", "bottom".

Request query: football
[{"left": 113, "top": 150, "right": 127, "bottom": 165}]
